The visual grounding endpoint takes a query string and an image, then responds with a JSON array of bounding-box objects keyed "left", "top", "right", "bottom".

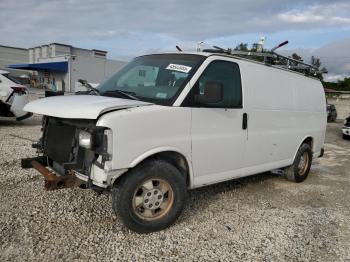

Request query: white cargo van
[
  {"left": 22, "top": 51, "right": 326, "bottom": 233},
  {"left": 0, "top": 70, "right": 32, "bottom": 120}
]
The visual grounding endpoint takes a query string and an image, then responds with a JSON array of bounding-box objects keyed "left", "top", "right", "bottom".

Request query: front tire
[
  {"left": 285, "top": 143, "right": 312, "bottom": 183},
  {"left": 112, "top": 159, "right": 187, "bottom": 233}
]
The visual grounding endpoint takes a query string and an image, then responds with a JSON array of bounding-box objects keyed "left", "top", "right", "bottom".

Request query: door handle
[{"left": 242, "top": 113, "right": 248, "bottom": 130}]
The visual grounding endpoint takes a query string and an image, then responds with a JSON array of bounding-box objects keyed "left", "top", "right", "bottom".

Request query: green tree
[
  {"left": 338, "top": 77, "right": 350, "bottom": 90},
  {"left": 309, "top": 56, "right": 327, "bottom": 81},
  {"left": 311, "top": 56, "right": 321, "bottom": 68},
  {"left": 251, "top": 43, "right": 259, "bottom": 52},
  {"left": 234, "top": 43, "right": 248, "bottom": 51},
  {"left": 322, "top": 77, "right": 350, "bottom": 91},
  {"left": 291, "top": 53, "right": 303, "bottom": 61}
]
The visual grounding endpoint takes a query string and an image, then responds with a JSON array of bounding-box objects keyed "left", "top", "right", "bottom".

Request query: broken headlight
[{"left": 79, "top": 130, "right": 92, "bottom": 149}]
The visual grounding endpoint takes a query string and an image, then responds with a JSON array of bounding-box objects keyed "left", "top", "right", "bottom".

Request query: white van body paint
[
  {"left": 24, "top": 95, "right": 151, "bottom": 119},
  {"left": 24, "top": 52, "right": 327, "bottom": 189}
]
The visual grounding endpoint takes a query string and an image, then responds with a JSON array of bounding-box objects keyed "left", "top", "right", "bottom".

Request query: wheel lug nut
[
  {"left": 155, "top": 202, "right": 159, "bottom": 206},
  {"left": 158, "top": 195, "right": 162, "bottom": 199},
  {"left": 145, "top": 199, "right": 148, "bottom": 203},
  {"left": 147, "top": 192, "right": 151, "bottom": 196},
  {"left": 154, "top": 190, "right": 158, "bottom": 194},
  {"left": 149, "top": 204, "right": 153, "bottom": 208}
]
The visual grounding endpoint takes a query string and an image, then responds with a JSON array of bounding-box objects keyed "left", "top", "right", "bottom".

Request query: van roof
[
  {"left": 145, "top": 51, "right": 211, "bottom": 57},
  {"left": 144, "top": 51, "right": 320, "bottom": 81}
]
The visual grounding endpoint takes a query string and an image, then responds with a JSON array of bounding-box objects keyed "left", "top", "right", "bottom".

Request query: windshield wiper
[
  {"left": 78, "top": 79, "right": 100, "bottom": 96},
  {"left": 102, "top": 90, "right": 139, "bottom": 100}
]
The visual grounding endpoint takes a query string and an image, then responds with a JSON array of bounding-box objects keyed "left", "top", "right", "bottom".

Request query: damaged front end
[{"left": 22, "top": 116, "right": 113, "bottom": 191}]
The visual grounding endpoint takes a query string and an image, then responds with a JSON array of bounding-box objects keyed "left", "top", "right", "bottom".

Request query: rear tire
[
  {"left": 112, "top": 159, "right": 187, "bottom": 233},
  {"left": 285, "top": 143, "right": 312, "bottom": 183}
]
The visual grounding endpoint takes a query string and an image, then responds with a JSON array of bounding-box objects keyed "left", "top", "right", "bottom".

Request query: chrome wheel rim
[
  {"left": 132, "top": 178, "right": 174, "bottom": 221},
  {"left": 298, "top": 152, "right": 309, "bottom": 176}
]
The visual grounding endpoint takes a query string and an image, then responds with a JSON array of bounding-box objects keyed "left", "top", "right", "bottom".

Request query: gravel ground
[{"left": 0, "top": 99, "right": 349, "bottom": 261}]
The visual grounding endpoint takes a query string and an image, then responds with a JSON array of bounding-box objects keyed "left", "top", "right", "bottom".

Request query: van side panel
[
  {"left": 239, "top": 60, "right": 326, "bottom": 174},
  {"left": 294, "top": 77, "right": 326, "bottom": 156}
]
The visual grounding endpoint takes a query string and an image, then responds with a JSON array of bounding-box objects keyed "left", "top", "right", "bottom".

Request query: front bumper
[
  {"left": 21, "top": 156, "right": 86, "bottom": 190},
  {"left": 22, "top": 156, "right": 128, "bottom": 190},
  {"left": 75, "top": 164, "right": 128, "bottom": 188},
  {"left": 22, "top": 116, "right": 125, "bottom": 191}
]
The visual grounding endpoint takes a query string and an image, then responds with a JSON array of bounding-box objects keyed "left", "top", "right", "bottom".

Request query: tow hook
[{"left": 30, "top": 160, "right": 85, "bottom": 190}]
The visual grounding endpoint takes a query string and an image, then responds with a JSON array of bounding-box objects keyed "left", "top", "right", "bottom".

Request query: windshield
[
  {"left": 3, "top": 74, "right": 22, "bottom": 84},
  {"left": 98, "top": 54, "right": 205, "bottom": 105}
]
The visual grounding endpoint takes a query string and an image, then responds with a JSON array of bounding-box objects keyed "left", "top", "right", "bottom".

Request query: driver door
[{"left": 189, "top": 59, "right": 247, "bottom": 186}]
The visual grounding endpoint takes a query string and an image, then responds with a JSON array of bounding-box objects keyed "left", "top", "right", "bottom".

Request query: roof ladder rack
[{"left": 203, "top": 41, "right": 326, "bottom": 77}]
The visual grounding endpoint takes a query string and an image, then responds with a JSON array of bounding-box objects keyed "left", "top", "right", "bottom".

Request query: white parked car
[
  {"left": 343, "top": 116, "right": 350, "bottom": 139},
  {"left": 0, "top": 70, "right": 32, "bottom": 120},
  {"left": 22, "top": 52, "right": 326, "bottom": 233}
]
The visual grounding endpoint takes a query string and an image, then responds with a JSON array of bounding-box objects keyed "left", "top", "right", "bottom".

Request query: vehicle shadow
[
  {"left": 182, "top": 170, "right": 283, "bottom": 220},
  {"left": 0, "top": 116, "right": 42, "bottom": 126}
]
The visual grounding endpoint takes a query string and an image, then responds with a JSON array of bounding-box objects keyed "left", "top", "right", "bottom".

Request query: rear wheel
[
  {"left": 285, "top": 143, "right": 312, "bottom": 183},
  {"left": 112, "top": 159, "right": 186, "bottom": 233}
]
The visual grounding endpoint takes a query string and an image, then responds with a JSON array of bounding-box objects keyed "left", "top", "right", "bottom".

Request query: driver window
[{"left": 193, "top": 60, "right": 242, "bottom": 108}]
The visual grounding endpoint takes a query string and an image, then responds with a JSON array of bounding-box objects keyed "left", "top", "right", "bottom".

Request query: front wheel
[
  {"left": 112, "top": 159, "right": 187, "bottom": 233},
  {"left": 285, "top": 143, "right": 312, "bottom": 183}
]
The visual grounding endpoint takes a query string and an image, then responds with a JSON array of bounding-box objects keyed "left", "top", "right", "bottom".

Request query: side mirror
[
  {"left": 195, "top": 80, "right": 223, "bottom": 105},
  {"left": 78, "top": 79, "right": 88, "bottom": 85}
]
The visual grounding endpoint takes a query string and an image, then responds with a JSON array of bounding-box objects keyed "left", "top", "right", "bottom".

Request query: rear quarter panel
[
  {"left": 238, "top": 60, "right": 326, "bottom": 170},
  {"left": 293, "top": 76, "right": 326, "bottom": 155}
]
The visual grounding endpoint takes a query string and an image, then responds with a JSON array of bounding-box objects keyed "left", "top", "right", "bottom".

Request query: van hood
[{"left": 24, "top": 95, "right": 152, "bottom": 119}]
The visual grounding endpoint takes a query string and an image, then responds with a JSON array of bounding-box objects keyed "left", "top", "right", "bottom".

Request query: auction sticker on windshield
[{"left": 166, "top": 64, "right": 192, "bottom": 73}]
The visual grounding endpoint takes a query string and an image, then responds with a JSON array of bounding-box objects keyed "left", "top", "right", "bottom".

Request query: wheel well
[
  {"left": 152, "top": 151, "right": 190, "bottom": 185},
  {"left": 114, "top": 151, "right": 191, "bottom": 187},
  {"left": 302, "top": 137, "right": 314, "bottom": 151}
]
